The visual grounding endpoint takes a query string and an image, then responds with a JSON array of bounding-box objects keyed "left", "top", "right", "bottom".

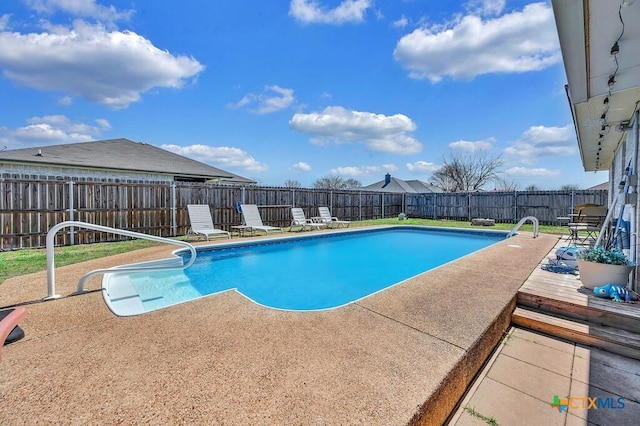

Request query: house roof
[
  {"left": 0, "top": 138, "right": 255, "bottom": 184},
  {"left": 587, "top": 181, "right": 609, "bottom": 191},
  {"left": 360, "top": 176, "right": 438, "bottom": 193}
]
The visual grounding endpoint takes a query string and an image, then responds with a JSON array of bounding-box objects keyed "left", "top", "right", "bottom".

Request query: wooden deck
[{"left": 514, "top": 240, "right": 640, "bottom": 360}]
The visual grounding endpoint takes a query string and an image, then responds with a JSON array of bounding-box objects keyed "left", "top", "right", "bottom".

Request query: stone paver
[{"left": 448, "top": 327, "right": 640, "bottom": 426}]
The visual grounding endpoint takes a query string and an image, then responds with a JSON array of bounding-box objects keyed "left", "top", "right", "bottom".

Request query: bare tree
[
  {"left": 524, "top": 184, "right": 540, "bottom": 191},
  {"left": 560, "top": 184, "right": 581, "bottom": 191},
  {"left": 284, "top": 179, "right": 302, "bottom": 188},
  {"left": 429, "top": 151, "right": 504, "bottom": 192},
  {"left": 493, "top": 175, "right": 519, "bottom": 191},
  {"left": 343, "top": 178, "right": 361, "bottom": 188},
  {"left": 312, "top": 176, "right": 361, "bottom": 189}
]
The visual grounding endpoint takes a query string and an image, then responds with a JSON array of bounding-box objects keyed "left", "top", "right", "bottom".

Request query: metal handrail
[
  {"left": 507, "top": 216, "right": 539, "bottom": 239},
  {"left": 45, "top": 221, "right": 196, "bottom": 300}
]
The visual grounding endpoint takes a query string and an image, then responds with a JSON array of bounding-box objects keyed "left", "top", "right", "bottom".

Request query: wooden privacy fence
[
  {"left": 0, "top": 177, "right": 608, "bottom": 250},
  {"left": 408, "top": 190, "right": 609, "bottom": 222}
]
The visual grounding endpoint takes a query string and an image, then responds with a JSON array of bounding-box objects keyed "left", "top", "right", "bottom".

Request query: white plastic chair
[
  {"left": 187, "top": 204, "right": 230, "bottom": 240},
  {"left": 290, "top": 208, "right": 326, "bottom": 232},
  {"left": 318, "top": 207, "right": 350, "bottom": 228},
  {"left": 240, "top": 204, "right": 283, "bottom": 235}
]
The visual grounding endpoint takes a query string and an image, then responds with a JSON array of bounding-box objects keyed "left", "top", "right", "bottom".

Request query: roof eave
[{"left": 552, "top": 0, "right": 640, "bottom": 172}]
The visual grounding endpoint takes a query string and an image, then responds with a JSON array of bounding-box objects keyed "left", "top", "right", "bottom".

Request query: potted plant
[{"left": 576, "top": 245, "right": 635, "bottom": 289}]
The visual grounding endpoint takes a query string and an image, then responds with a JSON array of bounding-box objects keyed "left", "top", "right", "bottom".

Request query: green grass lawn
[
  {"left": 0, "top": 218, "right": 566, "bottom": 285},
  {"left": 0, "top": 239, "right": 159, "bottom": 285}
]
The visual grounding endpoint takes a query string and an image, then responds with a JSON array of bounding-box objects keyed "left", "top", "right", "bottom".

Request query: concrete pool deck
[{"left": 0, "top": 229, "right": 557, "bottom": 424}]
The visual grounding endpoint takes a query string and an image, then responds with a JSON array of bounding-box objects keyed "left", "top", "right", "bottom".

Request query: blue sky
[{"left": 0, "top": 0, "right": 608, "bottom": 189}]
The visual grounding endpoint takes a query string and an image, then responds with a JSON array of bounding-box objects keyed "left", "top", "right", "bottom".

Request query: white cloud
[
  {"left": 504, "top": 166, "right": 560, "bottom": 177},
  {"left": 229, "top": 85, "right": 295, "bottom": 114},
  {"left": 291, "top": 162, "right": 312, "bottom": 172},
  {"left": 449, "top": 137, "right": 496, "bottom": 152},
  {"left": 289, "top": 0, "right": 371, "bottom": 25},
  {"left": 392, "top": 16, "right": 409, "bottom": 29},
  {"left": 25, "top": 0, "right": 134, "bottom": 24},
  {"left": 0, "top": 115, "right": 111, "bottom": 149},
  {"left": 329, "top": 164, "right": 397, "bottom": 177},
  {"left": 465, "top": 0, "right": 506, "bottom": 16},
  {"left": 58, "top": 95, "right": 73, "bottom": 106},
  {"left": 504, "top": 124, "right": 576, "bottom": 163},
  {"left": 161, "top": 144, "right": 268, "bottom": 173},
  {"left": 94, "top": 118, "right": 111, "bottom": 130},
  {"left": 393, "top": 2, "right": 560, "bottom": 82},
  {"left": 0, "top": 21, "right": 204, "bottom": 108},
  {"left": 289, "top": 106, "right": 422, "bottom": 154},
  {"left": 0, "top": 14, "right": 9, "bottom": 31},
  {"left": 406, "top": 160, "right": 440, "bottom": 173}
]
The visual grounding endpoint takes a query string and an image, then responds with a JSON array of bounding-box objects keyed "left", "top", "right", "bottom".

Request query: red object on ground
[{"left": 0, "top": 306, "right": 27, "bottom": 361}]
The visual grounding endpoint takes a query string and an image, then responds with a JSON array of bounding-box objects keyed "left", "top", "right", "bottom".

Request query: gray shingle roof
[
  {"left": 587, "top": 182, "right": 609, "bottom": 191},
  {"left": 360, "top": 176, "right": 438, "bottom": 193},
  {"left": 0, "top": 138, "right": 255, "bottom": 183}
]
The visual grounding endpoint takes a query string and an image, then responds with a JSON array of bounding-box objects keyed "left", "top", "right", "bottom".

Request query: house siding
[{"left": 1, "top": 162, "right": 173, "bottom": 182}]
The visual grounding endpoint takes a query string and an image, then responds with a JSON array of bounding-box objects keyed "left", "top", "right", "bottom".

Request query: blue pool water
[{"left": 103, "top": 226, "right": 508, "bottom": 315}]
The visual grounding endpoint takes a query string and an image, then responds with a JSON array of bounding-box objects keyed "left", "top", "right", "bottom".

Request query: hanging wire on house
[{"left": 597, "top": 3, "right": 629, "bottom": 172}]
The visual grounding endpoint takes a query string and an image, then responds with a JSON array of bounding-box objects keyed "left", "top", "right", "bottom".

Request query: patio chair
[
  {"left": 318, "top": 206, "right": 350, "bottom": 228},
  {"left": 290, "top": 208, "right": 326, "bottom": 232},
  {"left": 566, "top": 204, "right": 606, "bottom": 245},
  {"left": 1, "top": 307, "right": 27, "bottom": 362},
  {"left": 187, "top": 204, "right": 230, "bottom": 240},
  {"left": 240, "top": 204, "right": 283, "bottom": 235}
]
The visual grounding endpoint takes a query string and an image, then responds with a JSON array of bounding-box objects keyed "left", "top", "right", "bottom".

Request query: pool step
[
  {"left": 512, "top": 307, "right": 640, "bottom": 360},
  {"left": 103, "top": 274, "right": 146, "bottom": 316}
]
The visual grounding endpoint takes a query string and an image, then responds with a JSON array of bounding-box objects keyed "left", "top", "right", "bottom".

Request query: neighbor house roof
[
  {"left": 0, "top": 138, "right": 255, "bottom": 184},
  {"left": 587, "top": 182, "right": 609, "bottom": 191},
  {"left": 360, "top": 174, "right": 438, "bottom": 193}
]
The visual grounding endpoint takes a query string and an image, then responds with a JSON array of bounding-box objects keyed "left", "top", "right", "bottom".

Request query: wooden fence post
[
  {"left": 171, "top": 182, "right": 177, "bottom": 237},
  {"left": 571, "top": 190, "right": 575, "bottom": 214},
  {"left": 433, "top": 194, "right": 437, "bottom": 219},
  {"left": 68, "top": 181, "right": 75, "bottom": 245}
]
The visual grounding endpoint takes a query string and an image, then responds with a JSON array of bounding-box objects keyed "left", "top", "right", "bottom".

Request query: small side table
[{"left": 231, "top": 225, "right": 253, "bottom": 237}]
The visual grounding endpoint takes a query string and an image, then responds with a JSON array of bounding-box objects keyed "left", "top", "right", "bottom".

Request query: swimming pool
[{"left": 102, "top": 226, "right": 509, "bottom": 316}]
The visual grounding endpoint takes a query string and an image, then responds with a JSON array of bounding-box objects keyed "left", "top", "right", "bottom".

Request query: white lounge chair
[
  {"left": 318, "top": 206, "right": 350, "bottom": 228},
  {"left": 240, "top": 204, "right": 283, "bottom": 235},
  {"left": 187, "top": 204, "right": 230, "bottom": 240},
  {"left": 290, "top": 207, "right": 326, "bottom": 232}
]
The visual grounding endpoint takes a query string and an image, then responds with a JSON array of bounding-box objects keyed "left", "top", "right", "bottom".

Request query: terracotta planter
[{"left": 576, "top": 259, "right": 634, "bottom": 290}]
